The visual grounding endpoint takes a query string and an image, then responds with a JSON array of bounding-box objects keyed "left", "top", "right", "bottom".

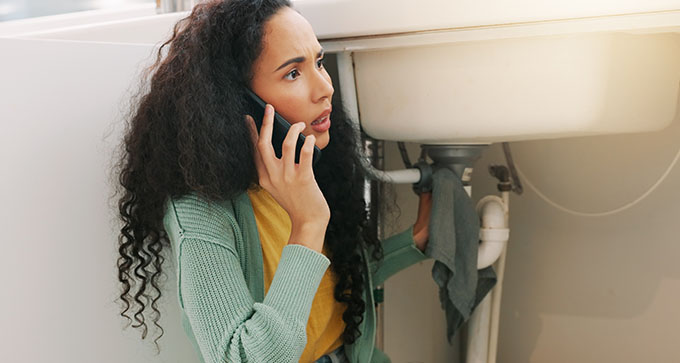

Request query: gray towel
[{"left": 424, "top": 167, "right": 497, "bottom": 344}]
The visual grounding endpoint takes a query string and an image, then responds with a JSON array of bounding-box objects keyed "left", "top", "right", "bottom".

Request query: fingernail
[{"left": 265, "top": 104, "right": 272, "bottom": 114}]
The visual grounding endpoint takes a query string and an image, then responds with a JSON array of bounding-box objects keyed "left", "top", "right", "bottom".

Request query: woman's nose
[{"left": 312, "top": 69, "right": 334, "bottom": 102}]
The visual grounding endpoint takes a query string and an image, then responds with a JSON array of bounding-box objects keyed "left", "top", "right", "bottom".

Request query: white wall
[{"left": 0, "top": 38, "right": 198, "bottom": 363}]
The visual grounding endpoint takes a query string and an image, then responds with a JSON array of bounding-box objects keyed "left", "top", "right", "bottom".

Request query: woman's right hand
[{"left": 245, "top": 104, "right": 330, "bottom": 252}]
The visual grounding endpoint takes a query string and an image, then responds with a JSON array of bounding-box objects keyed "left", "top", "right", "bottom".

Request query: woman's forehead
[{"left": 259, "top": 8, "right": 320, "bottom": 69}]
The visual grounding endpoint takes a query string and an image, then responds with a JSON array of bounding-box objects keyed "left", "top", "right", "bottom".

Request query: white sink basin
[
  {"left": 3, "top": 1, "right": 680, "bottom": 144},
  {"left": 350, "top": 31, "right": 680, "bottom": 144},
  {"left": 312, "top": 1, "right": 680, "bottom": 144}
]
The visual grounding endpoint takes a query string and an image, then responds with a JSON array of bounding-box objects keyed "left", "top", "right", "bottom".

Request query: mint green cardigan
[{"left": 163, "top": 191, "right": 429, "bottom": 363}]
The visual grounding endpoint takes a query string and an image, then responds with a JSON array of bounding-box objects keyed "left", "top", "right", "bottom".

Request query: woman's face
[{"left": 250, "top": 7, "right": 334, "bottom": 150}]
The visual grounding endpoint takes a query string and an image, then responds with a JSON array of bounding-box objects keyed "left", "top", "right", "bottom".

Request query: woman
[{"left": 115, "top": 0, "right": 433, "bottom": 362}]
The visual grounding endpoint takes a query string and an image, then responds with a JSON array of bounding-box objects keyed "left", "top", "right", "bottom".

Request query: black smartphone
[{"left": 245, "top": 89, "right": 321, "bottom": 166}]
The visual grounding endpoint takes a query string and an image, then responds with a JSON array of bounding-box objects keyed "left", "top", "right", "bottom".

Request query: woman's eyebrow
[{"left": 274, "top": 48, "right": 324, "bottom": 72}]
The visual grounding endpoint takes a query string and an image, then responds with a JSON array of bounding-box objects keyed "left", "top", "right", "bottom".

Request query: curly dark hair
[{"left": 113, "top": 0, "right": 391, "bottom": 353}]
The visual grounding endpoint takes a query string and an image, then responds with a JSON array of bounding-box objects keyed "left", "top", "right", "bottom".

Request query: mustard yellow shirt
[{"left": 247, "top": 186, "right": 346, "bottom": 362}]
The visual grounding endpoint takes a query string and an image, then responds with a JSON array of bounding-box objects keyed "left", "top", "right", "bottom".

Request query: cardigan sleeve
[
  {"left": 367, "top": 224, "right": 430, "bottom": 287},
  {"left": 176, "top": 236, "right": 330, "bottom": 363}
]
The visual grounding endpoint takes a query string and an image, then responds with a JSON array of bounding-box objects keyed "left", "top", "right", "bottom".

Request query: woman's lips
[
  {"left": 312, "top": 107, "right": 332, "bottom": 124},
  {"left": 311, "top": 114, "right": 331, "bottom": 133}
]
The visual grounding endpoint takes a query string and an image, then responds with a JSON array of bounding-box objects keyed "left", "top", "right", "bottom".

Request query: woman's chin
[{"left": 315, "top": 132, "right": 330, "bottom": 150}]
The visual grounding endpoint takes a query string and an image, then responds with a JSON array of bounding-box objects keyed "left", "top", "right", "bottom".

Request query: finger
[
  {"left": 258, "top": 104, "right": 278, "bottom": 170},
  {"left": 245, "top": 115, "right": 269, "bottom": 181},
  {"left": 299, "top": 133, "right": 316, "bottom": 174},
  {"left": 282, "top": 122, "right": 306, "bottom": 174}
]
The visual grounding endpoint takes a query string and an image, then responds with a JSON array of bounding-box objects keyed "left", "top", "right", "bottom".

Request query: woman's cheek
[{"left": 282, "top": 101, "right": 308, "bottom": 125}]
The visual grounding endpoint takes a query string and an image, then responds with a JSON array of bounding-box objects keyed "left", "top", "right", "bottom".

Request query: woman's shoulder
[{"left": 163, "top": 190, "right": 246, "bottom": 244}]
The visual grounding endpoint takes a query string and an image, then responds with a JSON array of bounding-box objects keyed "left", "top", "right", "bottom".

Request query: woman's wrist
[
  {"left": 413, "top": 192, "right": 432, "bottom": 253},
  {"left": 288, "top": 221, "right": 327, "bottom": 253},
  {"left": 413, "top": 226, "right": 428, "bottom": 252}
]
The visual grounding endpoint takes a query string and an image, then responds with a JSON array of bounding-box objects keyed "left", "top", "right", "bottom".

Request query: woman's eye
[
  {"left": 317, "top": 58, "right": 325, "bottom": 68},
  {"left": 284, "top": 69, "right": 300, "bottom": 80}
]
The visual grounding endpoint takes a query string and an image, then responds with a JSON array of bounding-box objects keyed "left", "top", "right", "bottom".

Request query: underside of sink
[{"left": 353, "top": 32, "right": 680, "bottom": 144}]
